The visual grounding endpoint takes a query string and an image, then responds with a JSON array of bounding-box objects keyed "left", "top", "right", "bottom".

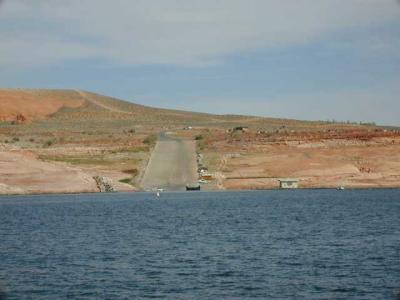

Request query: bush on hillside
[{"left": 143, "top": 134, "right": 157, "bottom": 145}]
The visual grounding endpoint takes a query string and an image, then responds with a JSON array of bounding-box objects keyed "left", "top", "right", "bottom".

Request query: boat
[
  {"left": 186, "top": 184, "right": 201, "bottom": 191},
  {"left": 156, "top": 188, "right": 163, "bottom": 197}
]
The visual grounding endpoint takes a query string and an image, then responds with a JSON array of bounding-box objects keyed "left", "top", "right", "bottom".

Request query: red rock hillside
[{"left": 0, "top": 89, "right": 85, "bottom": 122}]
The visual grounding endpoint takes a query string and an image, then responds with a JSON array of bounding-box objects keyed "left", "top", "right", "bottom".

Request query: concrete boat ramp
[{"left": 141, "top": 133, "right": 198, "bottom": 191}]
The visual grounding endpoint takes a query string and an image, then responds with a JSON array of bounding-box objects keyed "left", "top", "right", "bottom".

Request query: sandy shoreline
[
  {"left": 1, "top": 186, "right": 400, "bottom": 197},
  {"left": 1, "top": 134, "right": 400, "bottom": 195}
]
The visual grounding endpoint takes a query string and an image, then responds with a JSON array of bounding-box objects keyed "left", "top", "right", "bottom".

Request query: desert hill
[
  {"left": 0, "top": 89, "right": 238, "bottom": 124},
  {"left": 0, "top": 89, "right": 376, "bottom": 132},
  {"left": 0, "top": 89, "right": 85, "bottom": 122}
]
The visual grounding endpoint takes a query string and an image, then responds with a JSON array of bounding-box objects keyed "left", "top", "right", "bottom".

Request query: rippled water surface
[{"left": 1, "top": 190, "right": 400, "bottom": 299}]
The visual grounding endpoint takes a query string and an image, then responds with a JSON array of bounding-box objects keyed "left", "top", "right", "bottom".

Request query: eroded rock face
[{"left": 93, "top": 176, "right": 116, "bottom": 192}]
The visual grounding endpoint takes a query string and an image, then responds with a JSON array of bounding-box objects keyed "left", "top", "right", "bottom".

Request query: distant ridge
[
  {"left": 0, "top": 88, "right": 377, "bottom": 130},
  {"left": 0, "top": 89, "right": 215, "bottom": 121},
  {"left": 0, "top": 89, "right": 262, "bottom": 126}
]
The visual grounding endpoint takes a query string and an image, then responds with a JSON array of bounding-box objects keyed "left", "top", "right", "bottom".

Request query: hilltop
[
  {"left": 0, "top": 89, "right": 84, "bottom": 122},
  {"left": 0, "top": 89, "right": 211, "bottom": 123},
  {"left": 0, "top": 89, "right": 366, "bottom": 130}
]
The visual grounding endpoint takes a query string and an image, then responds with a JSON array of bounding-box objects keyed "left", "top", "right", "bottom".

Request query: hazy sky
[{"left": 1, "top": 0, "right": 399, "bottom": 125}]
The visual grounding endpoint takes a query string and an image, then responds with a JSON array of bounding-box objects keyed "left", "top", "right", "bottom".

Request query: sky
[{"left": 0, "top": 0, "right": 399, "bottom": 125}]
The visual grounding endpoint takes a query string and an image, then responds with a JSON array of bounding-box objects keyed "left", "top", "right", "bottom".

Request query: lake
[{"left": 0, "top": 190, "right": 399, "bottom": 299}]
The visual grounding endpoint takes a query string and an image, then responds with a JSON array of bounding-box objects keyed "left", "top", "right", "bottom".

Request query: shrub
[
  {"left": 12, "top": 137, "right": 19, "bottom": 143},
  {"left": 43, "top": 139, "right": 55, "bottom": 147},
  {"left": 122, "top": 168, "right": 138, "bottom": 176},
  {"left": 198, "top": 142, "right": 205, "bottom": 151},
  {"left": 119, "top": 178, "right": 132, "bottom": 184},
  {"left": 195, "top": 134, "right": 203, "bottom": 140},
  {"left": 143, "top": 134, "right": 157, "bottom": 145}
]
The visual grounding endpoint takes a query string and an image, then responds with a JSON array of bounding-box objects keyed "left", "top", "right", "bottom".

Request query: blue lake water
[{"left": 0, "top": 189, "right": 399, "bottom": 299}]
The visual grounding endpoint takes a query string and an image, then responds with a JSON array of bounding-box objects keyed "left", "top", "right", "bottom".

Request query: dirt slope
[
  {"left": 0, "top": 150, "right": 98, "bottom": 194},
  {"left": 0, "top": 89, "right": 85, "bottom": 121},
  {"left": 0, "top": 89, "right": 221, "bottom": 125}
]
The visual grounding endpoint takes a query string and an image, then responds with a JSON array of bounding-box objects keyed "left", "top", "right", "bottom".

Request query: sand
[{"left": 0, "top": 150, "right": 98, "bottom": 195}]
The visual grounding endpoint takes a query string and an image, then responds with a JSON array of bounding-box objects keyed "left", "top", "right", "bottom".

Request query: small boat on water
[
  {"left": 186, "top": 184, "right": 201, "bottom": 191},
  {"left": 156, "top": 188, "right": 163, "bottom": 197},
  {"left": 337, "top": 186, "right": 345, "bottom": 190}
]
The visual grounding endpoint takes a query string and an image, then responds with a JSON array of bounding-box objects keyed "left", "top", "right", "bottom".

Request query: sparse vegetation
[
  {"left": 360, "top": 121, "right": 377, "bottom": 126},
  {"left": 119, "top": 178, "right": 133, "bottom": 185},
  {"left": 43, "top": 139, "right": 56, "bottom": 148},
  {"left": 119, "top": 168, "right": 139, "bottom": 186},
  {"left": 143, "top": 134, "right": 157, "bottom": 145},
  {"left": 39, "top": 154, "right": 110, "bottom": 165},
  {"left": 38, "top": 154, "right": 141, "bottom": 168},
  {"left": 197, "top": 140, "right": 205, "bottom": 151},
  {"left": 111, "top": 146, "right": 149, "bottom": 154},
  {"left": 122, "top": 168, "right": 139, "bottom": 176}
]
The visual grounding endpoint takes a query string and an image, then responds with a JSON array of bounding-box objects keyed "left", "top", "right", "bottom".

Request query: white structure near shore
[{"left": 278, "top": 178, "right": 299, "bottom": 189}]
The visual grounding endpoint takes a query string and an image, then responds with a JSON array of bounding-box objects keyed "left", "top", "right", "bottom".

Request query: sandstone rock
[{"left": 93, "top": 176, "right": 116, "bottom": 193}]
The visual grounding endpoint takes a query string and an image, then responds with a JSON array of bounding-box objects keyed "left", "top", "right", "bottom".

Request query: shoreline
[{"left": 1, "top": 186, "right": 400, "bottom": 197}]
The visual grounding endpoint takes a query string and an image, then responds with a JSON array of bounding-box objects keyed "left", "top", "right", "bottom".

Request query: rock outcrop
[{"left": 93, "top": 176, "right": 116, "bottom": 192}]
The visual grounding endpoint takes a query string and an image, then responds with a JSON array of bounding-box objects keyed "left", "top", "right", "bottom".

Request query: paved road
[{"left": 141, "top": 133, "right": 198, "bottom": 191}]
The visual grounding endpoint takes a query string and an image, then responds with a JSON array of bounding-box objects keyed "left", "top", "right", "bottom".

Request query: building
[{"left": 278, "top": 178, "right": 299, "bottom": 189}]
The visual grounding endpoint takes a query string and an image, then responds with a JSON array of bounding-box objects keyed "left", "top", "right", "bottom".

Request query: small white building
[{"left": 278, "top": 178, "right": 299, "bottom": 189}]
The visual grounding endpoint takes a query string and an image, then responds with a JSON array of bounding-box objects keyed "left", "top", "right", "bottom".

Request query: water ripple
[{"left": 0, "top": 189, "right": 399, "bottom": 299}]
